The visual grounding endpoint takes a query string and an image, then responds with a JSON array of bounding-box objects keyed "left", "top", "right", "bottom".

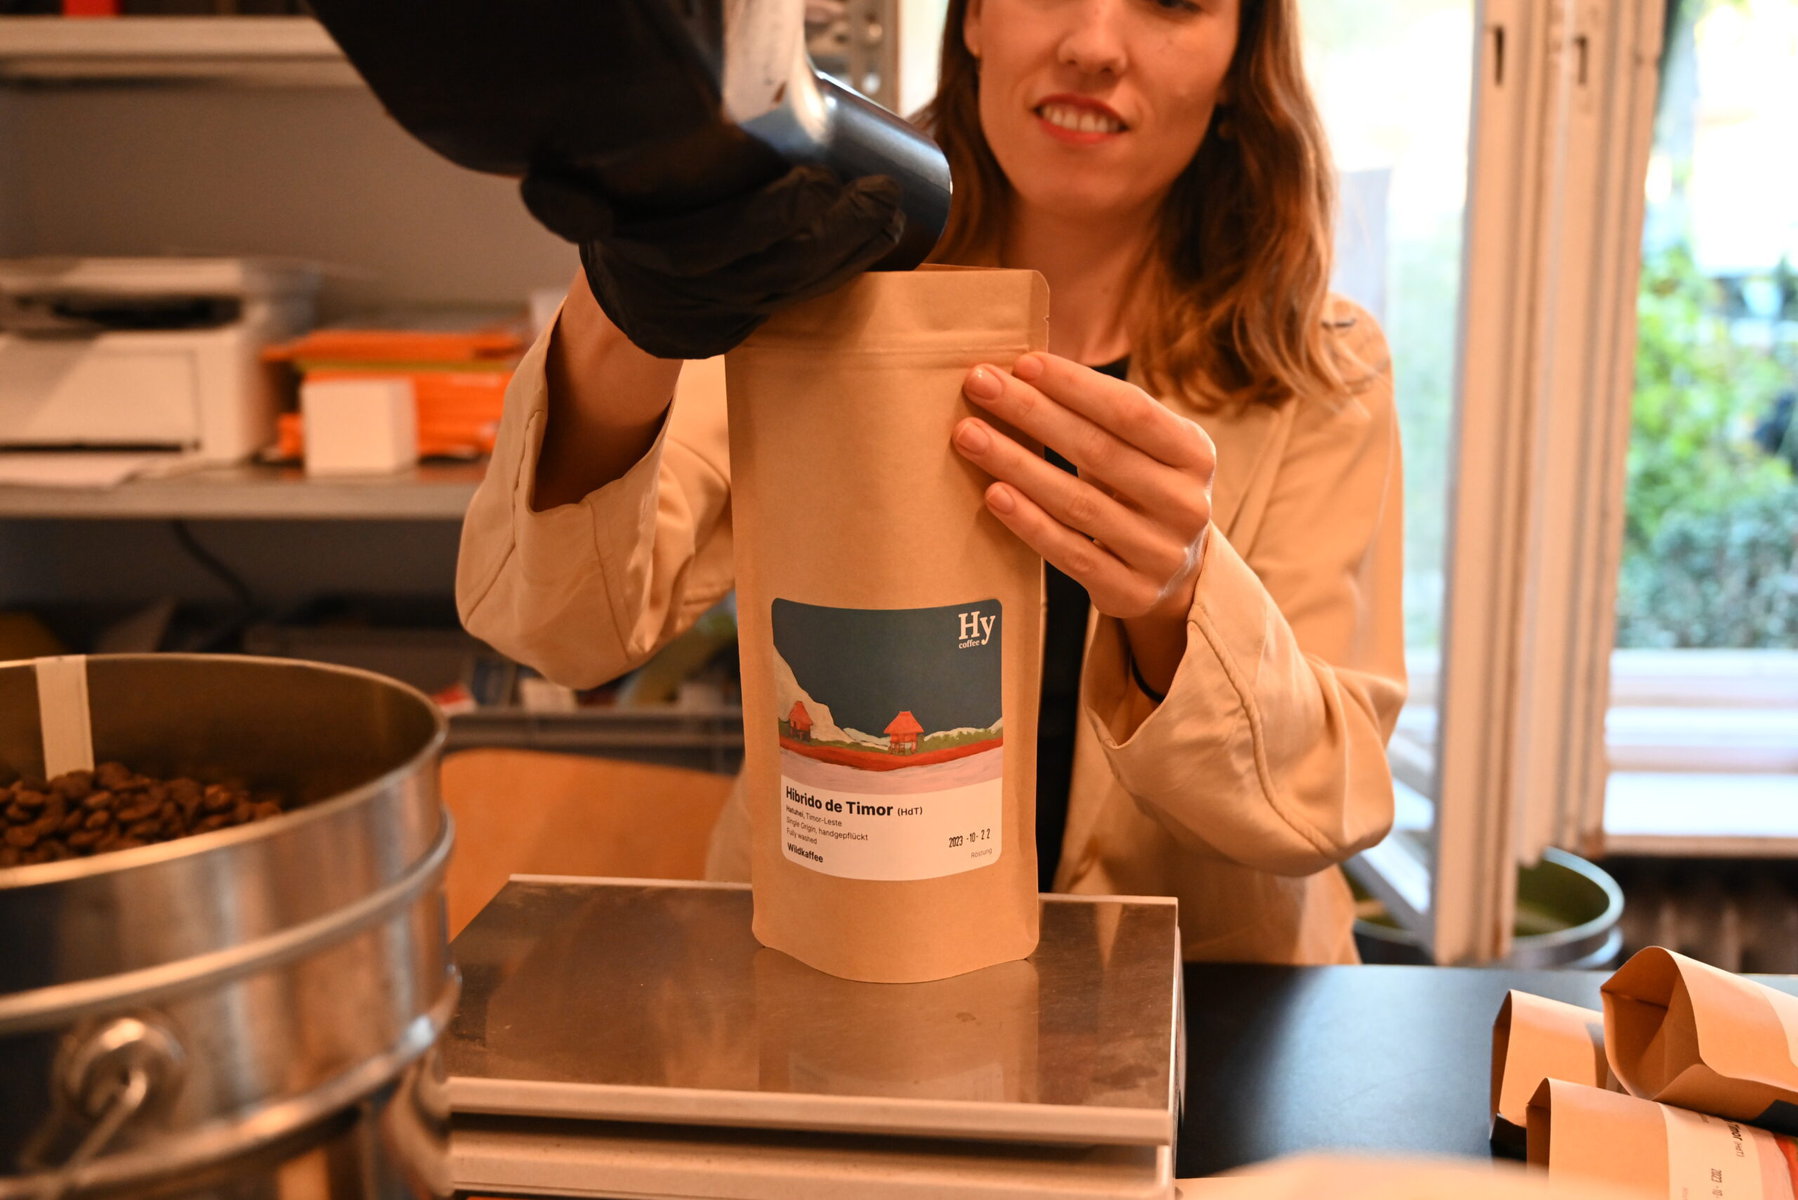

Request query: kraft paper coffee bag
[
  {"left": 1603, "top": 947, "right": 1798, "bottom": 1135},
  {"left": 1492, "top": 991, "right": 1617, "bottom": 1157},
  {"left": 724, "top": 266, "right": 1050, "bottom": 983},
  {"left": 1527, "top": 1079, "right": 1798, "bottom": 1198}
]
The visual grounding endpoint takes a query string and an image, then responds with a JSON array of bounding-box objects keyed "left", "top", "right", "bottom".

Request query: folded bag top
[
  {"left": 1490, "top": 989, "right": 1613, "bottom": 1149},
  {"left": 1602, "top": 945, "right": 1798, "bottom": 1134}
]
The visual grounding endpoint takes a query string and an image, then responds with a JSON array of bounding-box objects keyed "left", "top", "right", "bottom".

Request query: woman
[{"left": 457, "top": 0, "right": 1406, "bottom": 964}]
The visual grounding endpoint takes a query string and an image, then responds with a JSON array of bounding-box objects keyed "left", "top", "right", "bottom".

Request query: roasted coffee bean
[
  {"left": 1, "top": 768, "right": 284, "bottom": 869},
  {"left": 52, "top": 771, "right": 93, "bottom": 800}
]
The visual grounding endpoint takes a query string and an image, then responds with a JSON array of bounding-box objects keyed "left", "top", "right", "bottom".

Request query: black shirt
[{"left": 1034, "top": 356, "right": 1129, "bottom": 890}]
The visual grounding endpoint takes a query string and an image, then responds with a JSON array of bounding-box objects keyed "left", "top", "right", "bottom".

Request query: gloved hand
[
  {"left": 305, "top": 0, "right": 925, "bottom": 357},
  {"left": 303, "top": 0, "right": 725, "bottom": 183},
  {"left": 522, "top": 163, "right": 908, "bottom": 360}
]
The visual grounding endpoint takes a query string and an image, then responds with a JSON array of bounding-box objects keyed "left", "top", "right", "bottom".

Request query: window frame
[{"left": 1350, "top": 0, "right": 1669, "bottom": 964}]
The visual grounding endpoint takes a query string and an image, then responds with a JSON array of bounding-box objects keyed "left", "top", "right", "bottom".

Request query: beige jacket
[{"left": 457, "top": 297, "right": 1406, "bottom": 965}]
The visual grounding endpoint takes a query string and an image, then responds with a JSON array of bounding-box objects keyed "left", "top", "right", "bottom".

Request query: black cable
[{"left": 169, "top": 518, "right": 258, "bottom": 629}]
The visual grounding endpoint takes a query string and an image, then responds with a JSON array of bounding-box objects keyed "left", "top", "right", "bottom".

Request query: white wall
[
  {"left": 898, "top": 0, "right": 948, "bottom": 117},
  {"left": 8, "top": 84, "right": 574, "bottom": 321}
]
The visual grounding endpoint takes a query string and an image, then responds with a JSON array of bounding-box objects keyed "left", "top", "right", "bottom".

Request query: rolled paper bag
[
  {"left": 724, "top": 266, "right": 1050, "bottom": 983},
  {"left": 1603, "top": 947, "right": 1798, "bottom": 1135},
  {"left": 1492, "top": 990, "right": 1617, "bottom": 1157},
  {"left": 1527, "top": 1078, "right": 1798, "bottom": 1198}
]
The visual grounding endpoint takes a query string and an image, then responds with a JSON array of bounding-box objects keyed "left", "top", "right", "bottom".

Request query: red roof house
[
  {"left": 884, "top": 710, "right": 923, "bottom": 754},
  {"left": 787, "top": 701, "right": 814, "bottom": 740}
]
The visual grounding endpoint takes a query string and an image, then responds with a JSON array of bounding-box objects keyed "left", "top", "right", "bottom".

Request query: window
[
  {"left": 1302, "top": 0, "right": 1475, "bottom": 936},
  {"left": 1603, "top": 0, "right": 1798, "bottom": 854},
  {"left": 1329, "top": 0, "right": 1671, "bottom": 961}
]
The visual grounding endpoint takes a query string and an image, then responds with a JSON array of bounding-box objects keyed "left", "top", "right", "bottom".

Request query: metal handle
[
  {"left": 26, "top": 1017, "right": 185, "bottom": 1200},
  {"left": 31, "top": 1066, "right": 150, "bottom": 1200}
]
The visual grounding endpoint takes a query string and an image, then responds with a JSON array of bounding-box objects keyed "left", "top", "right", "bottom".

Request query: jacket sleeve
[
  {"left": 1081, "top": 313, "right": 1407, "bottom": 876},
  {"left": 455, "top": 311, "right": 736, "bottom": 688}
]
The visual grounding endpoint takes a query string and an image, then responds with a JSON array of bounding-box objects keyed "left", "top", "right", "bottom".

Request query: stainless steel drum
[{"left": 0, "top": 654, "right": 456, "bottom": 1200}]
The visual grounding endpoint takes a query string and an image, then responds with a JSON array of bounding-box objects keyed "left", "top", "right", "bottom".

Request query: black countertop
[{"left": 1176, "top": 962, "right": 1798, "bottom": 1178}]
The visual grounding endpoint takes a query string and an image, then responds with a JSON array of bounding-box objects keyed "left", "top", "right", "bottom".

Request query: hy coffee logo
[{"left": 957, "top": 610, "right": 997, "bottom": 649}]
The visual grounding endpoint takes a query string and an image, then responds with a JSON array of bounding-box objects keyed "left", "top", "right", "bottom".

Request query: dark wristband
[{"left": 1128, "top": 653, "right": 1168, "bottom": 704}]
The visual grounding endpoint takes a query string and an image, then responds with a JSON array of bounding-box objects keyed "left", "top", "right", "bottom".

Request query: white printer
[{"left": 0, "top": 257, "right": 319, "bottom": 463}]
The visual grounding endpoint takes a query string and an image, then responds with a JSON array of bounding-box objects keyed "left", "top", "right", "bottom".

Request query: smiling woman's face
[{"left": 964, "top": 0, "right": 1240, "bottom": 228}]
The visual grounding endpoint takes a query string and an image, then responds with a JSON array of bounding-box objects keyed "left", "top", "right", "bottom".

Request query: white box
[{"left": 300, "top": 377, "right": 417, "bottom": 475}]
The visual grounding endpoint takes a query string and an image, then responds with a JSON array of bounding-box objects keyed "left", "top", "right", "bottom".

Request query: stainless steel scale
[{"left": 442, "top": 877, "right": 1184, "bottom": 1199}]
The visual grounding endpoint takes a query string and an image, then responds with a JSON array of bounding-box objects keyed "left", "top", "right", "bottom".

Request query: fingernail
[
  {"left": 987, "top": 484, "right": 1016, "bottom": 514},
  {"left": 1013, "top": 354, "right": 1044, "bottom": 382},
  {"left": 965, "top": 366, "right": 1003, "bottom": 399},
  {"left": 954, "top": 419, "right": 991, "bottom": 453}
]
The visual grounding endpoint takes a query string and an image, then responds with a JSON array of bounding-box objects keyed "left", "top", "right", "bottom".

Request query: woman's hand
[{"left": 952, "top": 352, "right": 1216, "bottom": 695}]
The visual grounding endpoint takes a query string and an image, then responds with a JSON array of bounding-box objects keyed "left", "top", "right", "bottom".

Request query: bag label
[
  {"left": 771, "top": 598, "right": 1005, "bottom": 881},
  {"left": 1661, "top": 1104, "right": 1798, "bottom": 1200}
]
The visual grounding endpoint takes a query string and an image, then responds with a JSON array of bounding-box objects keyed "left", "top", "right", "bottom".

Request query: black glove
[
  {"left": 304, "top": 0, "right": 927, "bottom": 357},
  {"left": 302, "top": 0, "right": 725, "bottom": 184},
  {"left": 522, "top": 163, "right": 908, "bottom": 361}
]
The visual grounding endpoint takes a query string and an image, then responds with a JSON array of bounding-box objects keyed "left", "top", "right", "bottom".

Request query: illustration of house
[
  {"left": 787, "top": 701, "right": 813, "bottom": 742},
  {"left": 884, "top": 710, "right": 923, "bottom": 754}
]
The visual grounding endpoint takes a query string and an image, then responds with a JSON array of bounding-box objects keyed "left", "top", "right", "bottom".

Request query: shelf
[
  {"left": 447, "top": 707, "right": 746, "bottom": 774},
  {"left": 0, "top": 459, "right": 484, "bottom": 520},
  {"left": 0, "top": 16, "right": 357, "bottom": 87}
]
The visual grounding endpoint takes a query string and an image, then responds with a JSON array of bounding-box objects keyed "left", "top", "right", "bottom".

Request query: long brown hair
[{"left": 916, "top": 0, "right": 1347, "bottom": 411}]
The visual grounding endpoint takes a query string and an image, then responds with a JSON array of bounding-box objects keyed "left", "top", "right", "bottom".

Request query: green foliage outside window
[{"left": 1617, "top": 243, "right": 1798, "bottom": 647}]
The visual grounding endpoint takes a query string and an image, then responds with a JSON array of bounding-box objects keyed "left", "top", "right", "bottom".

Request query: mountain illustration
[
  {"left": 926, "top": 720, "right": 1004, "bottom": 740},
  {"left": 772, "top": 649, "right": 857, "bottom": 744}
]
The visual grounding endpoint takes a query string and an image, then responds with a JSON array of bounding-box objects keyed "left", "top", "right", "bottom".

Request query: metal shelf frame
[
  {"left": 0, "top": 16, "right": 356, "bottom": 87},
  {"left": 0, "top": 461, "right": 484, "bottom": 520}
]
